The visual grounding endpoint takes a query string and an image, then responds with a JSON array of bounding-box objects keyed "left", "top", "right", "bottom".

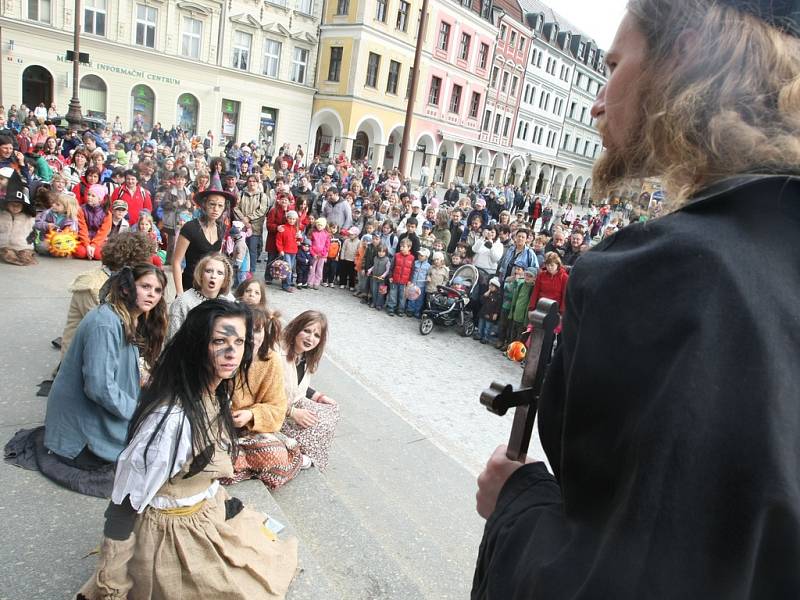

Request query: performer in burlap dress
[
  {"left": 78, "top": 300, "right": 298, "bottom": 599},
  {"left": 279, "top": 310, "right": 340, "bottom": 471},
  {"left": 225, "top": 308, "right": 306, "bottom": 489}
]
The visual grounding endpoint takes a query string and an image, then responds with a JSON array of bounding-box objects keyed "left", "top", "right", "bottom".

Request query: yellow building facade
[{"left": 309, "top": 0, "right": 424, "bottom": 170}]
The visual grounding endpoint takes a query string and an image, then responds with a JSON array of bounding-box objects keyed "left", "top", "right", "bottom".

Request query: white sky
[{"left": 544, "top": 0, "right": 628, "bottom": 49}]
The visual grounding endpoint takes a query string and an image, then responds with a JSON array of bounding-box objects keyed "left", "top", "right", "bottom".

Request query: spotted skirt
[{"left": 280, "top": 398, "right": 340, "bottom": 471}]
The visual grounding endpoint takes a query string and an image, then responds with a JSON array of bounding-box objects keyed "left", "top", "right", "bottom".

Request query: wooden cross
[{"left": 480, "top": 298, "right": 560, "bottom": 462}]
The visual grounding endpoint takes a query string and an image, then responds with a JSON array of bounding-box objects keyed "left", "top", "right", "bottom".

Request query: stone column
[
  {"left": 443, "top": 157, "right": 457, "bottom": 186},
  {"left": 372, "top": 143, "right": 387, "bottom": 171},
  {"left": 463, "top": 161, "right": 475, "bottom": 185},
  {"left": 339, "top": 136, "right": 354, "bottom": 156}
]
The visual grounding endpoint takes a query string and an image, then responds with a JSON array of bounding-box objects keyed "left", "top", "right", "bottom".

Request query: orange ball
[{"left": 506, "top": 341, "right": 527, "bottom": 362}]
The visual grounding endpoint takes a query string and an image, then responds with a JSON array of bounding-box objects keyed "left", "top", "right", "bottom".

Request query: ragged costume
[
  {"left": 473, "top": 176, "right": 800, "bottom": 599},
  {"left": 78, "top": 395, "right": 298, "bottom": 600}
]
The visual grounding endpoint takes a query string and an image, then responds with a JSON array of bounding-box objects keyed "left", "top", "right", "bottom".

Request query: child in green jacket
[
  {"left": 506, "top": 267, "right": 537, "bottom": 346},
  {"left": 497, "top": 263, "right": 525, "bottom": 350}
]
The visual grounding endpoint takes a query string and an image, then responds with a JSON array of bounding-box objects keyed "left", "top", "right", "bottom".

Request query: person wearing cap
[
  {"left": 397, "top": 196, "right": 423, "bottom": 234},
  {"left": 0, "top": 169, "right": 37, "bottom": 265},
  {"left": 474, "top": 2, "right": 800, "bottom": 597},
  {"left": 108, "top": 200, "right": 131, "bottom": 237}
]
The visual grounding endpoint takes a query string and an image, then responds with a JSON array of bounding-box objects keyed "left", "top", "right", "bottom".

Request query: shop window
[{"left": 221, "top": 98, "right": 240, "bottom": 144}]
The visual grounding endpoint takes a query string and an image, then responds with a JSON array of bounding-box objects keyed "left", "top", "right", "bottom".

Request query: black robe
[{"left": 473, "top": 175, "right": 800, "bottom": 599}]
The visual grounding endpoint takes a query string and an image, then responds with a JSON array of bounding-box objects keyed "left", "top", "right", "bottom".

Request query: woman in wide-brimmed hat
[{"left": 171, "top": 187, "right": 236, "bottom": 295}]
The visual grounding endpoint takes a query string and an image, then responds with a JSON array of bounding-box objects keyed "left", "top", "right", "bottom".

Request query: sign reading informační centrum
[{"left": 56, "top": 54, "right": 181, "bottom": 86}]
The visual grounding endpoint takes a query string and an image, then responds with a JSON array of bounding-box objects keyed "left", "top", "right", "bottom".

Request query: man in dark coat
[{"left": 472, "top": 2, "right": 800, "bottom": 598}]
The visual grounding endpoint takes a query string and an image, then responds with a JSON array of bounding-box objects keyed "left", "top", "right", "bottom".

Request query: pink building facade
[{"left": 408, "top": 0, "right": 497, "bottom": 185}]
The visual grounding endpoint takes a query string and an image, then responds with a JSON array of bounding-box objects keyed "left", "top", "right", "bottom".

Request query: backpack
[{"left": 327, "top": 238, "right": 341, "bottom": 259}]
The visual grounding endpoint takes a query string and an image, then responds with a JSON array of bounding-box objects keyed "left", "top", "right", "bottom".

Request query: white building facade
[
  {"left": 1, "top": 0, "right": 322, "bottom": 148},
  {"left": 512, "top": 0, "right": 606, "bottom": 203}
]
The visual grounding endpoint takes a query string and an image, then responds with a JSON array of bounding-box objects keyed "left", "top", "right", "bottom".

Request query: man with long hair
[{"left": 473, "top": 2, "right": 800, "bottom": 598}]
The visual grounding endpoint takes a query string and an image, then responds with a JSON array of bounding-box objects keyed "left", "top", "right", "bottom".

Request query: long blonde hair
[
  {"left": 58, "top": 193, "right": 79, "bottom": 220},
  {"left": 597, "top": 0, "right": 800, "bottom": 206}
]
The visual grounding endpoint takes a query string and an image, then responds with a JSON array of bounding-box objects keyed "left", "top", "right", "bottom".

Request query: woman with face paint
[{"left": 78, "top": 300, "right": 298, "bottom": 599}]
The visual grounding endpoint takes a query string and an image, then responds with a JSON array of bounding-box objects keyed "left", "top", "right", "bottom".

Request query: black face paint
[
  {"left": 220, "top": 324, "right": 239, "bottom": 338},
  {"left": 215, "top": 346, "right": 235, "bottom": 357}
]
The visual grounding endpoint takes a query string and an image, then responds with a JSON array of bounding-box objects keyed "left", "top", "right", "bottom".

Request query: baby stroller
[{"left": 419, "top": 264, "right": 479, "bottom": 337}]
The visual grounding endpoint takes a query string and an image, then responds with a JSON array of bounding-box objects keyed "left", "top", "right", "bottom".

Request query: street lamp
[
  {"left": 65, "top": 0, "right": 83, "bottom": 131},
  {"left": 398, "top": 0, "right": 430, "bottom": 178}
]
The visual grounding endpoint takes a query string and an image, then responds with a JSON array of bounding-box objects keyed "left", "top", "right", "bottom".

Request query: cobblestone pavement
[{"left": 263, "top": 278, "right": 548, "bottom": 475}]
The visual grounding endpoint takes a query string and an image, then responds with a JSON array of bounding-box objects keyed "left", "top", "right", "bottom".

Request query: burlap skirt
[
  {"left": 224, "top": 432, "right": 303, "bottom": 489},
  {"left": 78, "top": 486, "right": 298, "bottom": 600}
]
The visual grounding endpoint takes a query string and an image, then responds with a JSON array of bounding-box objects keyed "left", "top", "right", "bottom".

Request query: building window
[
  {"left": 503, "top": 116, "right": 510, "bottom": 137},
  {"left": 437, "top": 22, "right": 451, "bottom": 50},
  {"left": 428, "top": 76, "right": 442, "bottom": 105},
  {"left": 27, "top": 0, "right": 51, "bottom": 23},
  {"left": 478, "top": 43, "right": 489, "bottom": 69},
  {"left": 291, "top": 47, "right": 309, "bottom": 83},
  {"left": 366, "top": 52, "right": 380, "bottom": 87},
  {"left": 490, "top": 67, "right": 499, "bottom": 88},
  {"left": 501, "top": 72, "right": 509, "bottom": 93},
  {"left": 336, "top": 0, "right": 348, "bottom": 15},
  {"left": 449, "top": 84, "right": 462, "bottom": 113},
  {"left": 510, "top": 31, "right": 516, "bottom": 46},
  {"left": 296, "top": 0, "right": 313, "bottom": 14},
  {"left": 396, "top": 1, "right": 409, "bottom": 31},
  {"left": 263, "top": 39, "right": 281, "bottom": 77},
  {"left": 375, "top": 0, "right": 386, "bottom": 22},
  {"left": 386, "top": 60, "right": 400, "bottom": 94},
  {"left": 482, "top": 109, "right": 491, "bottom": 131},
  {"left": 84, "top": 0, "right": 106, "bottom": 35},
  {"left": 327, "top": 46, "right": 343, "bottom": 81},
  {"left": 180, "top": 16, "right": 202, "bottom": 59},
  {"left": 500, "top": 24, "right": 507, "bottom": 40},
  {"left": 458, "top": 32, "right": 471, "bottom": 60},
  {"left": 469, "top": 92, "right": 480, "bottom": 118},
  {"left": 518, "top": 35, "right": 525, "bottom": 50},
  {"left": 510, "top": 75, "right": 518, "bottom": 96},
  {"left": 580, "top": 106, "right": 587, "bottom": 123},
  {"left": 493, "top": 114, "right": 501, "bottom": 134},
  {"left": 232, "top": 30, "right": 251, "bottom": 70},
  {"left": 135, "top": 4, "right": 157, "bottom": 48},
  {"left": 562, "top": 134, "right": 570, "bottom": 149}
]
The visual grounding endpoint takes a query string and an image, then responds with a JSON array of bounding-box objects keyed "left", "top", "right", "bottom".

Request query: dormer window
[
  {"left": 562, "top": 33, "right": 570, "bottom": 50},
  {"left": 578, "top": 42, "right": 585, "bottom": 59}
]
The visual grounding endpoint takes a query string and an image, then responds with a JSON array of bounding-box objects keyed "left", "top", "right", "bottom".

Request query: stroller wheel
[
  {"left": 419, "top": 316, "right": 434, "bottom": 336},
  {"left": 460, "top": 318, "right": 475, "bottom": 338}
]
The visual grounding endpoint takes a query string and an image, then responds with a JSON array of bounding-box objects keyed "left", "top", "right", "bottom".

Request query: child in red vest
[
  {"left": 275, "top": 210, "right": 300, "bottom": 292},
  {"left": 386, "top": 239, "right": 414, "bottom": 316}
]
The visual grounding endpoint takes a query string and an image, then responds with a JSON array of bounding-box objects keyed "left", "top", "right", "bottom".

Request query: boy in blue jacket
[{"left": 406, "top": 247, "right": 431, "bottom": 317}]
